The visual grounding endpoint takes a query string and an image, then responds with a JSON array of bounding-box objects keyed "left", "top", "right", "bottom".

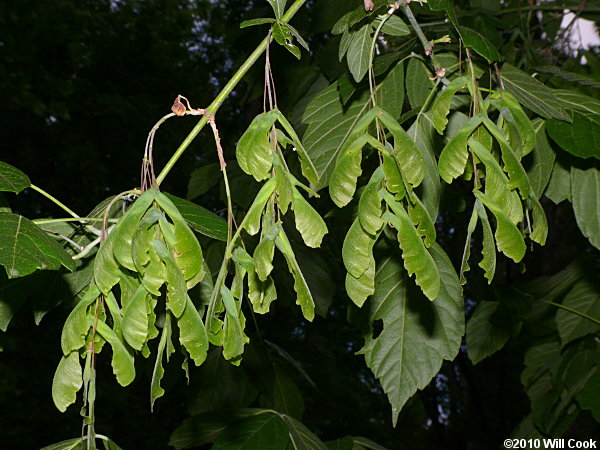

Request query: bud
[{"left": 171, "top": 95, "right": 187, "bottom": 116}]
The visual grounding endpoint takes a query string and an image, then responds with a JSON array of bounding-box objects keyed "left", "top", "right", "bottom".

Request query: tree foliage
[{"left": 1, "top": 0, "right": 600, "bottom": 448}]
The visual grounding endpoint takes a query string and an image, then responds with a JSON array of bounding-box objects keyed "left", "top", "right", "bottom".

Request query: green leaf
[
  {"left": 212, "top": 411, "right": 290, "bottom": 450},
  {"left": 0, "top": 212, "right": 75, "bottom": 278},
  {"left": 545, "top": 158, "right": 571, "bottom": 204},
  {"left": 240, "top": 18, "right": 276, "bottom": 29},
  {"left": 378, "top": 109, "right": 425, "bottom": 188},
  {"left": 459, "top": 204, "right": 478, "bottom": 284},
  {"left": 536, "top": 66, "right": 600, "bottom": 89},
  {"left": 501, "top": 64, "right": 570, "bottom": 121},
  {"left": 527, "top": 119, "right": 556, "bottom": 199},
  {"left": 169, "top": 410, "right": 262, "bottom": 449},
  {"left": 358, "top": 168, "right": 384, "bottom": 235},
  {"left": 283, "top": 415, "right": 327, "bottom": 450},
  {"left": 382, "top": 152, "right": 406, "bottom": 199},
  {"left": 457, "top": 26, "right": 501, "bottom": 63},
  {"left": 406, "top": 58, "right": 434, "bottom": 109},
  {"left": 346, "top": 257, "right": 376, "bottom": 308},
  {"left": 96, "top": 320, "right": 135, "bottom": 386},
  {"left": 276, "top": 229, "right": 315, "bottom": 321},
  {"left": 556, "top": 278, "right": 600, "bottom": 346},
  {"left": 41, "top": 437, "right": 86, "bottom": 450},
  {"left": 528, "top": 197, "right": 548, "bottom": 246},
  {"left": 254, "top": 224, "right": 281, "bottom": 281},
  {"left": 272, "top": 22, "right": 301, "bottom": 60},
  {"left": 491, "top": 92, "right": 536, "bottom": 157},
  {"left": 482, "top": 120, "right": 532, "bottom": 199},
  {"left": 275, "top": 167, "right": 293, "bottom": 214},
  {"left": 438, "top": 115, "right": 483, "bottom": 183},
  {"left": 578, "top": 370, "right": 600, "bottom": 423},
  {"left": 383, "top": 192, "right": 440, "bottom": 300},
  {"left": 248, "top": 270, "right": 278, "bottom": 314},
  {"left": 378, "top": 15, "right": 410, "bottom": 36},
  {"left": 303, "top": 74, "right": 400, "bottom": 188},
  {"left": 474, "top": 191, "right": 526, "bottom": 263},
  {"left": 546, "top": 112, "right": 600, "bottom": 160},
  {"left": 469, "top": 138, "right": 524, "bottom": 224},
  {"left": 61, "top": 284, "right": 100, "bottom": 354},
  {"left": 475, "top": 200, "right": 496, "bottom": 282},
  {"left": 177, "top": 295, "right": 208, "bottom": 366},
  {"left": 186, "top": 349, "right": 258, "bottom": 415},
  {"left": 343, "top": 218, "right": 377, "bottom": 280},
  {"left": 293, "top": 247, "right": 335, "bottom": 317},
  {"left": 265, "top": 367, "right": 305, "bottom": 419},
  {"left": 239, "top": 178, "right": 276, "bottom": 236},
  {"left": 221, "top": 286, "right": 246, "bottom": 361},
  {"left": 151, "top": 314, "right": 173, "bottom": 411},
  {"left": 329, "top": 134, "right": 368, "bottom": 207},
  {"left": 52, "top": 352, "right": 83, "bottom": 413},
  {"left": 407, "top": 192, "right": 436, "bottom": 248},
  {"left": 378, "top": 61, "right": 405, "bottom": 119},
  {"left": 0, "top": 161, "right": 30, "bottom": 193},
  {"left": 284, "top": 23, "right": 310, "bottom": 53},
  {"left": 122, "top": 283, "right": 150, "bottom": 351},
  {"left": 236, "top": 111, "right": 278, "bottom": 181},
  {"left": 571, "top": 164, "right": 600, "bottom": 249},
  {"left": 291, "top": 189, "right": 327, "bottom": 248},
  {"left": 155, "top": 192, "right": 205, "bottom": 282},
  {"left": 467, "top": 301, "right": 517, "bottom": 365},
  {"left": 430, "top": 76, "right": 469, "bottom": 134},
  {"left": 408, "top": 113, "right": 441, "bottom": 220},
  {"left": 187, "top": 163, "right": 221, "bottom": 200},
  {"left": 267, "top": 0, "right": 287, "bottom": 19},
  {"left": 553, "top": 89, "right": 600, "bottom": 115},
  {"left": 273, "top": 111, "right": 319, "bottom": 185},
  {"left": 352, "top": 243, "right": 463, "bottom": 425},
  {"left": 351, "top": 436, "right": 387, "bottom": 450},
  {"left": 346, "top": 23, "right": 372, "bottom": 83},
  {"left": 111, "top": 189, "right": 156, "bottom": 271},
  {"left": 154, "top": 239, "right": 187, "bottom": 318},
  {"left": 331, "top": 7, "right": 368, "bottom": 35},
  {"left": 94, "top": 227, "right": 122, "bottom": 295},
  {"left": 164, "top": 193, "right": 228, "bottom": 242},
  {"left": 338, "top": 29, "right": 353, "bottom": 61}
]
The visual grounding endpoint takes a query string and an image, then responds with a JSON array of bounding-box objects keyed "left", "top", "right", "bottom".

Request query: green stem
[
  {"left": 401, "top": 4, "right": 440, "bottom": 68},
  {"left": 544, "top": 300, "right": 600, "bottom": 327},
  {"left": 32, "top": 217, "right": 118, "bottom": 225},
  {"left": 368, "top": 13, "right": 390, "bottom": 108},
  {"left": 155, "top": 0, "right": 308, "bottom": 186},
  {"left": 29, "top": 184, "right": 80, "bottom": 218}
]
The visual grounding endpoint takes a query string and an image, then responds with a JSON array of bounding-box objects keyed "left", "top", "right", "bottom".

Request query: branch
[{"left": 155, "top": 0, "right": 309, "bottom": 186}]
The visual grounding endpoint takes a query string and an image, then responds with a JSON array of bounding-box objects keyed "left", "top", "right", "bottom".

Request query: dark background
[{"left": 0, "top": 1, "right": 599, "bottom": 449}]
